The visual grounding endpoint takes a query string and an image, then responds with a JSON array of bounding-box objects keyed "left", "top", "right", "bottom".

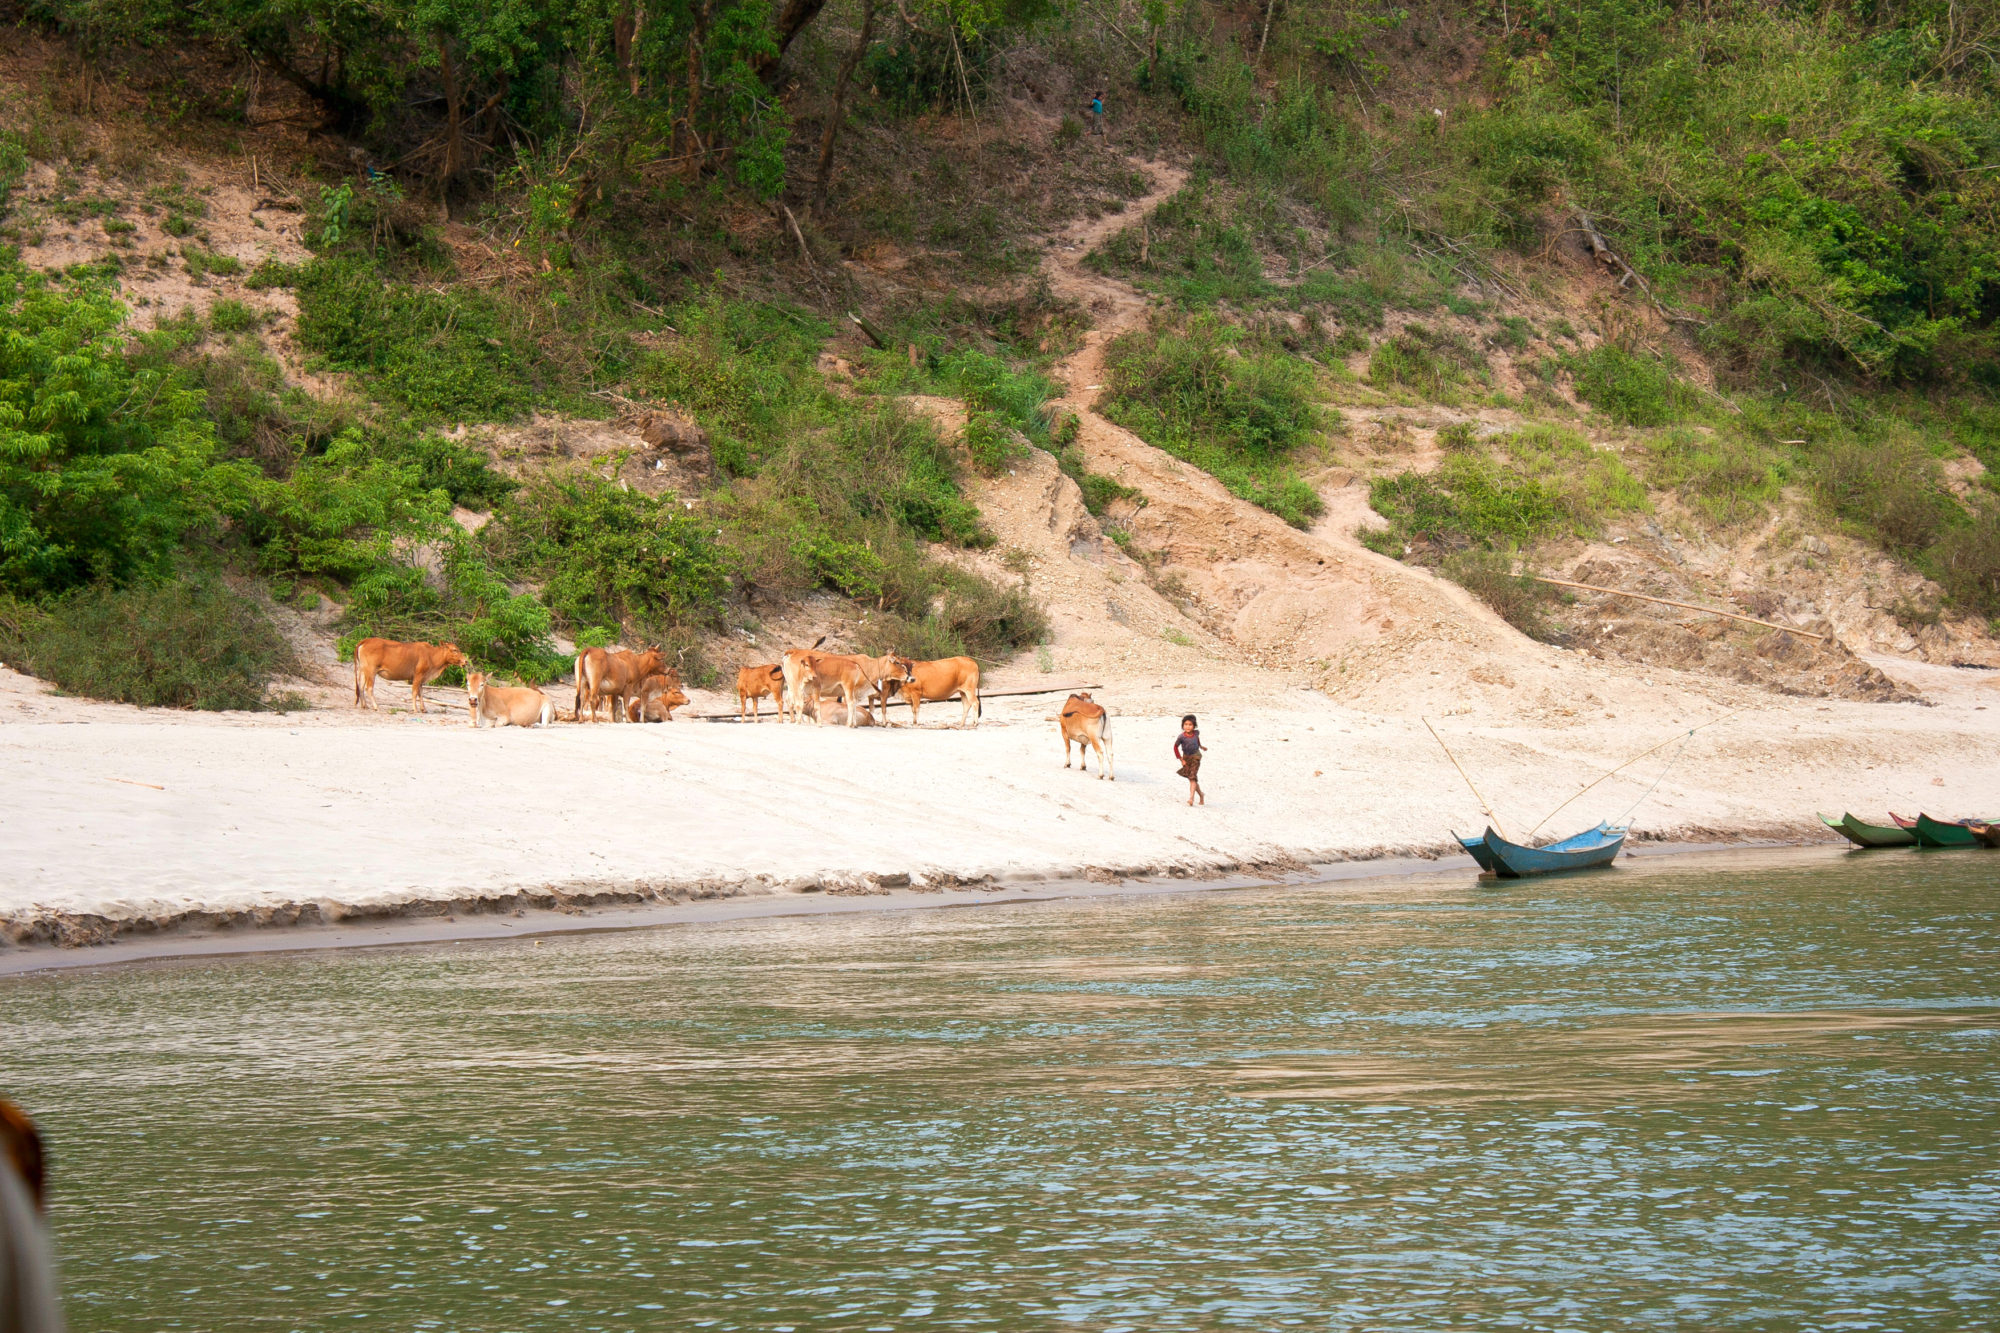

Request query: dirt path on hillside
[{"left": 1024, "top": 158, "right": 1619, "bottom": 720}]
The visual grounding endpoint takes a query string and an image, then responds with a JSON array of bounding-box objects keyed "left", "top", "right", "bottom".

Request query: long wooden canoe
[
  {"left": 1455, "top": 832, "right": 1499, "bottom": 873},
  {"left": 1967, "top": 822, "right": 2000, "bottom": 850},
  {"left": 1478, "top": 823, "right": 1627, "bottom": 878},
  {"left": 1893, "top": 813, "right": 1991, "bottom": 850},
  {"left": 1820, "top": 813, "right": 1917, "bottom": 848}
]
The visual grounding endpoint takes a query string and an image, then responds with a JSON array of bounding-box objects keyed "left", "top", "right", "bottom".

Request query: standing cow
[
  {"left": 353, "top": 638, "right": 467, "bottom": 713},
  {"left": 1060, "top": 692, "right": 1114, "bottom": 779},
  {"left": 896, "top": 656, "right": 982, "bottom": 728},
  {"left": 798, "top": 652, "right": 910, "bottom": 728},
  {"left": 736, "top": 663, "right": 787, "bottom": 722},
  {"left": 573, "top": 647, "right": 669, "bottom": 723}
]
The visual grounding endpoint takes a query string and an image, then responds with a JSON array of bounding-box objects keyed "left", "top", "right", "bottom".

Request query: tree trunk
[
  {"left": 814, "top": 0, "right": 876, "bottom": 205},
  {"left": 752, "top": 0, "right": 831, "bottom": 88},
  {"left": 439, "top": 34, "right": 463, "bottom": 186},
  {"left": 613, "top": 2, "right": 647, "bottom": 95},
  {"left": 682, "top": 0, "right": 715, "bottom": 162}
]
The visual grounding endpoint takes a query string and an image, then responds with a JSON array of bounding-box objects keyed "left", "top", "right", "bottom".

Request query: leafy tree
[{"left": 0, "top": 265, "right": 253, "bottom": 594}]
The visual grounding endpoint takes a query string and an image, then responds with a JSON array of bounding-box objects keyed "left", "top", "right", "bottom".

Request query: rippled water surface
[{"left": 8, "top": 848, "right": 1999, "bottom": 1331}]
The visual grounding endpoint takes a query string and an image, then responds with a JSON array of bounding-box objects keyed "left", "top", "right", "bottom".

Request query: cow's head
[
  {"left": 440, "top": 643, "right": 468, "bottom": 667},
  {"left": 465, "top": 671, "right": 487, "bottom": 703},
  {"left": 882, "top": 656, "right": 913, "bottom": 686},
  {"left": 634, "top": 647, "right": 668, "bottom": 676}
]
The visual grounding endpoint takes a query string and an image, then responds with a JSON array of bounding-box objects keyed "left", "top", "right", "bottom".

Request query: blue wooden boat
[
  {"left": 1454, "top": 832, "right": 1499, "bottom": 873},
  {"left": 1478, "top": 822, "right": 1627, "bottom": 878}
]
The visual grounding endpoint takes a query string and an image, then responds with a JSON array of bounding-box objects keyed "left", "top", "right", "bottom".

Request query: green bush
[
  {"left": 1442, "top": 550, "right": 1564, "bottom": 642},
  {"left": 1567, "top": 345, "right": 1690, "bottom": 426},
  {"left": 292, "top": 256, "right": 536, "bottom": 423},
  {"left": 963, "top": 409, "right": 1027, "bottom": 474},
  {"left": 490, "top": 472, "right": 731, "bottom": 636},
  {"left": 1369, "top": 455, "right": 1571, "bottom": 550},
  {"left": 0, "top": 262, "right": 251, "bottom": 595},
  {"left": 1644, "top": 427, "right": 1782, "bottom": 526},
  {"left": 1811, "top": 433, "right": 1955, "bottom": 553},
  {"left": 1931, "top": 498, "right": 2000, "bottom": 618},
  {"left": 340, "top": 540, "right": 566, "bottom": 685},
  {"left": 1369, "top": 323, "right": 1487, "bottom": 400},
  {"left": 17, "top": 578, "right": 305, "bottom": 710},
  {"left": 1100, "top": 316, "right": 1326, "bottom": 527},
  {"left": 1500, "top": 425, "right": 1648, "bottom": 524}
]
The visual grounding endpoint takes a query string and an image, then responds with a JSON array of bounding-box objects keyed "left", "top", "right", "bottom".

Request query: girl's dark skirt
[{"left": 1177, "top": 753, "right": 1202, "bottom": 780}]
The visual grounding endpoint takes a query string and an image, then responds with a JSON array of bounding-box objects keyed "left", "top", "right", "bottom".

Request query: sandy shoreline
[
  {"left": 5, "top": 641, "right": 1994, "bottom": 963},
  {"left": 0, "top": 840, "right": 1823, "bottom": 977}
]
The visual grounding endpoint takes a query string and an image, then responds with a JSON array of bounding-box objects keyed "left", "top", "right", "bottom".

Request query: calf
[
  {"left": 354, "top": 638, "right": 466, "bottom": 713},
  {"left": 466, "top": 672, "right": 556, "bottom": 728},
  {"left": 626, "top": 674, "right": 691, "bottom": 722},
  {"left": 574, "top": 647, "right": 669, "bottom": 723},
  {"left": 736, "top": 663, "right": 787, "bottom": 722},
  {"left": 897, "top": 656, "right": 982, "bottom": 728},
  {"left": 1059, "top": 692, "right": 1114, "bottom": 780}
]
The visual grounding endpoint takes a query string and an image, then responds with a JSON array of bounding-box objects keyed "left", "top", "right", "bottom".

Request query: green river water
[{"left": 6, "top": 848, "right": 1997, "bottom": 1331}]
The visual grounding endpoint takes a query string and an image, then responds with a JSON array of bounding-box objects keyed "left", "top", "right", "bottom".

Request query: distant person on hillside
[
  {"left": 1173, "top": 714, "right": 1205, "bottom": 806},
  {"left": 1088, "top": 90, "right": 1106, "bottom": 136}
]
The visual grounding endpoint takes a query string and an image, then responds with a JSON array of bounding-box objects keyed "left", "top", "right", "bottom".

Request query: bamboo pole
[
  {"left": 1533, "top": 577, "right": 1826, "bottom": 641},
  {"left": 1423, "top": 717, "right": 1508, "bottom": 842}
]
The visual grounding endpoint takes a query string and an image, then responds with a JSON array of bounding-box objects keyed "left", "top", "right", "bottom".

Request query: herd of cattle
[{"left": 349, "top": 635, "right": 1116, "bottom": 775}]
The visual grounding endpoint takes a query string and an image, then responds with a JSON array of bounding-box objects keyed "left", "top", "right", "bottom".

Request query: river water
[{"left": 7, "top": 848, "right": 1997, "bottom": 1330}]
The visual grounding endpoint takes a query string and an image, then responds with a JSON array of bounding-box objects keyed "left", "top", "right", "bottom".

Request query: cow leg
[
  {"left": 412, "top": 671, "right": 429, "bottom": 714},
  {"left": 1064, "top": 736, "right": 1073, "bottom": 769}
]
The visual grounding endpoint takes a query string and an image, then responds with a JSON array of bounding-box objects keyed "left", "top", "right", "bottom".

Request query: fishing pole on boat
[
  {"left": 1525, "top": 707, "right": 1745, "bottom": 838},
  {"left": 1423, "top": 716, "right": 1509, "bottom": 841}
]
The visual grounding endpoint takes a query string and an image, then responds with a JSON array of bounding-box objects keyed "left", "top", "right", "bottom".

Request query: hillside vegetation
[{"left": 0, "top": 0, "right": 1995, "bottom": 705}]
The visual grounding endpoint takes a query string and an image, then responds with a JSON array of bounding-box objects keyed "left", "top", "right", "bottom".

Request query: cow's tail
[
  {"left": 1100, "top": 713, "right": 1114, "bottom": 780},
  {"left": 973, "top": 688, "right": 983, "bottom": 721},
  {"left": 353, "top": 653, "right": 362, "bottom": 706},
  {"left": 572, "top": 654, "right": 586, "bottom": 720}
]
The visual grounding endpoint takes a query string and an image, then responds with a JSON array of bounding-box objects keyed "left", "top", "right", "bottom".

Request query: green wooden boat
[
  {"left": 1820, "top": 813, "right": 1916, "bottom": 848},
  {"left": 1893, "top": 813, "right": 1993, "bottom": 850}
]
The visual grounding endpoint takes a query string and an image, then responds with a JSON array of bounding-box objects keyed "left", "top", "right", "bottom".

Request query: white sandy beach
[{"left": 4, "top": 644, "right": 1995, "bottom": 950}]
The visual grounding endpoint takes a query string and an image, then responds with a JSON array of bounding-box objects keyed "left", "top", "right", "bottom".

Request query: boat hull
[
  {"left": 1968, "top": 822, "right": 2000, "bottom": 849},
  {"left": 1456, "top": 833, "right": 1499, "bottom": 873},
  {"left": 1903, "top": 813, "right": 1989, "bottom": 850},
  {"left": 1480, "top": 824, "right": 1627, "bottom": 878},
  {"left": 1821, "top": 813, "right": 1917, "bottom": 848}
]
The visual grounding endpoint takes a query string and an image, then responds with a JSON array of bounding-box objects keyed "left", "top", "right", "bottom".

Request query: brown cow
[
  {"left": 626, "top": 674, "right": 691, "bottom": 722},
  {"left": 466, "top": 672, "right": 556, "bottom": 728},
  {"left": 1060, "top": 692, "right": 1114, "bottom": 780},
  {"left": 779, "top": 637, "right": 830, "bottom": 722},
  {"left": 573, "top": 647, "right": 669, "bottom": 723},
  {"left": 799, "top": 652, "right": 910, "bottom": 728},
  {"left": 896, "top": 656, "right": 982, "bottom": 728},
  {"left": 353, "top": 638, "right": 466, "bottom": 713},
  {"left": 736, "top": 663, "right": 787, "bottom": 722}
]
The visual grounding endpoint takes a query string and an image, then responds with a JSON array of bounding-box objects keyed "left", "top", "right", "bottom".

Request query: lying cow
[
  {"left": 1060, "top": 691, "right": 1114, "bottom": 779},
  {"left": 897, "top": 656, "right": 982, "bottom": 728},
  {"left": 626, "top": 674, "right": 691, "bottom": 722},
  {"left": 465, "top": 672, "right": 556, "bottom": 728},
  {"left": 353, "top": 637, "right": 466, "bottom": 713},
  {"left": 736, "top": 663, "right": 787, "bottom": 722},
  {"left": 574, "top": 646, "right": 669, "bottom": 723},
  {"left": 799, "top": 652, "right": 910, "bottom": 727}
]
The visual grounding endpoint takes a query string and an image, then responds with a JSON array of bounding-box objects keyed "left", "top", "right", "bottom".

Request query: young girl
[{"left": 1173, "top": 714, "right": 1205, "bottom": 806}]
